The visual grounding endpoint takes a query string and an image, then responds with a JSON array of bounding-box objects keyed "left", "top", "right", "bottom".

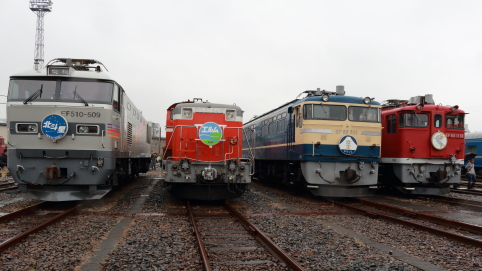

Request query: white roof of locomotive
[
  {"left": 11, "top": 58, "right": 113, "bottom": 81},
  {"left": 465, "top": 132, "right": 482, "bottom": 139},
  {"left": 10, "top": 68, "right": 114, "bottom": 81}
]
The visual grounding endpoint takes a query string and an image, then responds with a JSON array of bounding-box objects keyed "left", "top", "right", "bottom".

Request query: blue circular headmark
[
  {"left": 199, "top": 122, "right": 223, "bottom": 146},
  {"left": 41, "top": 114, "right": 69, "bottom": 140},
  {"left": 338, "top": 135, "right": 358, "bottom": 155}
]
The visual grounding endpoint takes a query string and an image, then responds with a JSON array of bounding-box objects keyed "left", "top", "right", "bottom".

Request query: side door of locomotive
[
  {"left": 112, "top": 84, "right": 123, "bottom": 151},
  {"left": 286, "top": 106, "right": 294, "bottom": 159}
]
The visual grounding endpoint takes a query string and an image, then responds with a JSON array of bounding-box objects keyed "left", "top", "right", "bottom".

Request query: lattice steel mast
[{"left": 30, "top": 0, "right": 53, "bottom": 70}]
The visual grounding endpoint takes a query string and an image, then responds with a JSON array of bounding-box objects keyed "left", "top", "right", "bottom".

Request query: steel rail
[
  {"left": 0, "top": 203, "right": 82, "bottom": 253},
  {"left": 358, "top": 199, "right": 482, "bottom": 235},
  {"left": 0, "top": 181, "right": 18, "bottom": 192},
  {"left": 450, "top": 189, "right": 482, "bottom": 196},
  {"left": 186, "top": 202, "right": 212, "bottom": 271},
  {"left": 418, "top": 196, "right": 482, "bottom": 213},
  {"left": 332, "top": 200, "right": 482, "bottom": 248},
  {"left": 0, "top": 202, "right": 43, "bottom": 223},
  {"left": 224, "top": 202, "right": 306, "bottom": 271}
]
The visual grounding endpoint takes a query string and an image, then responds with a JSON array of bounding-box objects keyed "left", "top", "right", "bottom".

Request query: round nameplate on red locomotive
[
  {"left": 199, "top": 122, "right": 222, "bottom": 146},
  {"left": 431, "top": 132, "right": 447, "bottom": 150},
  {"left": 338, "top": 135, "right": 358, "bottom": 155}
]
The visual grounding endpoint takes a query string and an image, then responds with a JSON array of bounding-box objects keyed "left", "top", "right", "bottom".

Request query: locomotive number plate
[
  {"left": 194, "top": 108, "right": 224, "bottom": 113},
  {"left": 336, "top": 129, "right": 358, "bottom": 135},
  {"left": 61, "top": 111, "right": 101, "bottom": 118}
]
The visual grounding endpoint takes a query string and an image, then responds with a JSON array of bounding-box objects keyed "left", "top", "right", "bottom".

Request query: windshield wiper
[
  {"left": 73, "top": 86, "right": 89, "bottom": 106},
  {"left": 320, "top": 102, "right": 327, "bottom": 114},
  {"left": 410, "top": 111, "right": 421, "bottom": 126},
  {"left": 23, "top": 85, "right": 43, "bottom": 104}
]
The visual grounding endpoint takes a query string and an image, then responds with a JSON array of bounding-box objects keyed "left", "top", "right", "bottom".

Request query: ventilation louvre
[{"left": 127, "top": 122, "right": 133, "bottom": 146}]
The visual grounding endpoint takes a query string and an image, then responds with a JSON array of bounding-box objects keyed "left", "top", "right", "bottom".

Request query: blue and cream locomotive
[
  {"left": 7, "top": 58, "right": 156, "bottom": 201},
  {"left": 243, "top": 86, "right": 381, "bottom": 197}
]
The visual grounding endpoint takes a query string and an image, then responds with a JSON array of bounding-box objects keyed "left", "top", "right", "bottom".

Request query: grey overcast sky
[{"left": 1, "top": 0, "right": 482, "bottom": 133}]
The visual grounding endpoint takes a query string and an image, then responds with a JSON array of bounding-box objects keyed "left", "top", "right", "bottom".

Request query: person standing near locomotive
[
  {"left": 0, "top": 149, "right": 8, "bottom": 182},
  {"left": 466, "top": 158, "right": 477, "bottom": 189},
  {"left": 150, "top": 153, "right": 158, "bottom": 171}
]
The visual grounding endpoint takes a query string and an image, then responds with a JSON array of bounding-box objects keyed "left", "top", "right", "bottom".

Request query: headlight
[
  {"left": 17, "top": 123, "right": 38, "bottom": 133},
  {"left": 97, "top": 158, "right": 104, "bottom": 167},
  {"left": 322, "top": 94, "right": 329, "bottom": 102},
  {"left": 363, "top": 97, "right": 371, "bottom": 104},
  {"left": 226, "top": 110, "right": 236, "bottom": 120},
  {"left": 77, "top": 125, "right": 98, "bottom": 134},
  {"left": 182, "top": 108, "right": 192, "bottom": 119},
  {"left": 445, "top": 166, "right": 451, "bottom": 173},
  {"left": 419, "top": 165, "right": 425, "bottom": 172}
]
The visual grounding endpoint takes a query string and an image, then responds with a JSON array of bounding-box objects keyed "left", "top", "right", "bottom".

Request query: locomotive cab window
[
  {"left": 60, "top": 81, "right": 113, "bottom": 103},
  {"left": 113, "top": 85, "right": 120, "bottom": 112},
  {"left": 8, "top": 79, "right": 57, "bottom": 101},
  {"left": 446, "top": 114, "right": 464, "bottom": 129},
  {"left": 386, "top": 114, "right": 397, "bottom": 134},
  {"left": 399, "top": 113, "right": 428, "bottom": 127},
  {"left": 434, "top": 114, "right": 442, "bottom": 128},
  {"left": 303, "top": 104, "right": 346, "bottom": 121},
  {"left": 169, "top": 108, "right": 174, "bottom": 120},
  {"left": 467, "top": 145, "right": 477, "bottom": 154},
  {"left": 348, "top": 106, "right": 380, "bottom": 122}
]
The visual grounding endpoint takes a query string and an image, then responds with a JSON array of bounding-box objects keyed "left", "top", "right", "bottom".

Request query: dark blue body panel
[
  {"left": 243, "top": 95, "right": 381, "bottom": 163},
  {"left": 465, "top": 137, "right": 482, "bottom": 174}
]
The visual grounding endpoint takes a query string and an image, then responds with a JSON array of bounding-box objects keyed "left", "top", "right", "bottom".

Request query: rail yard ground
[{"left": 0, "top": 173, "right": 482, "bottom": 270}]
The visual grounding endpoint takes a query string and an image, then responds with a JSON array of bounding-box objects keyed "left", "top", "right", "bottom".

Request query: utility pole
[{"left": 29, "top": 0, "right": 53, "bottom": 70}]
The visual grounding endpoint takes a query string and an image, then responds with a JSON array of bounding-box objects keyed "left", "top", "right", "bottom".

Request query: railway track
[
  {"left": 450, "top": 188, "right": 482, "bottom": 196},
  {"left": 186, "top": 201, "right": 305, "bottom": 271},
  {"left": 332, "top": 198, "right": 482, "bottom": 248},
  {"left": 0, "top": 201, "right": 82, "bottom": 253},
  {"left": 0, "top": 180, "right": 18, "bottom": 192},
  {"left": 419, "top": 195, "right": 482, "bottom": 213}
]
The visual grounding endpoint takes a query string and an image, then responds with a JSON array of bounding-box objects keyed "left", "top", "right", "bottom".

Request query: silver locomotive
[{"left": 7, "top": 58, "right": 157, "bottom": 201}]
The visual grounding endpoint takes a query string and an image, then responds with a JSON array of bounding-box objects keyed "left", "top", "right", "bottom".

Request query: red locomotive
[
  {"left": 161, "top": 98, "right": 252, "bottom": 200},
  {"left": 380, "top": 94, "right": 465, "bottom": 195},
  {"left": 0, "top": 136, "right": 5, "bottom": 154}
]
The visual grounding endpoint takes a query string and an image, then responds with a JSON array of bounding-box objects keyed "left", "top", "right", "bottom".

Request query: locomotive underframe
[
  {"left": 379, "top": 161, "right": 462, "bottom": 196},
  {"left": 10, "top": 149, "right": 150, "bottom": 201},
  {"left": 254, "top": 159, "right": 379, "bottom": 197},
  {"left": 163, "top": 160, "right": 251, "bottom": 200},
  {"left": 301, "top": 161, "right": 378, "bottom": 197}
]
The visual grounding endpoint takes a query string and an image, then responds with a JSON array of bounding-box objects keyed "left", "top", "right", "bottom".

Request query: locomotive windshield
[
  {"left": 59, "top": 81, "right": 112, "bottom": 103},
  {"left": 348, "top": 106, "right": 380, "bottom": 123},
  {"left": 399, "top": 113, "right": 428, "bottom": 127},
  {"left": 303, "top": 104, "right": 346, "bottom": 121},
  {"left": 446, "top": 114, "right": 464, "bottom": 129},
  {"left": 8, "top": 79, "right": 57, "bottom": 101},
  {"left": 8, "top": 79, "right": 113, "bottom": 104}
]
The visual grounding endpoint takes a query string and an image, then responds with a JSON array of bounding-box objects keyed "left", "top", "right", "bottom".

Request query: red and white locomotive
[
  {"left": 161, "top": 98, "right": 252, "bottom": 200},
  {"left": 379, "top": 94, "right": 465, "bottom": 195}
]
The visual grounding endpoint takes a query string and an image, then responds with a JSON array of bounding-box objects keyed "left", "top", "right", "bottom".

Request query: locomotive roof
[
  {"left": 244, "top": 95, "right": 381, "bottom": 125},
  {"left": 381, "top": 103, "right": 465, "bottom": 114},
  {"left": 172, "top": 101, "right": 243, "bottom": 117},
  {"left": 10, "top": 58, "right": 114, "bottom": 81},
  {"left": 465, "top": 132, "right": 482, "bottom": 140},
  {"left": 10, "top": 69, "right": 114, "bottom": 81}
]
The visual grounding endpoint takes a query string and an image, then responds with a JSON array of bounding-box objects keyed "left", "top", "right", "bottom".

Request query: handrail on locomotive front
[
  {"left": 242, "top": 128, "right": 255, "bottom": 176},
  {"left": 161, "top": 125, "right": 196, "bottom": 161},
  {"left": 163, "top": 125, "right": 252, "bottom": 168}
]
